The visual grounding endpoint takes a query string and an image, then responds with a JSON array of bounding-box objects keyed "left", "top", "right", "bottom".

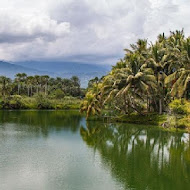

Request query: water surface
[{"left": 0, "top": 110, "right": 190, "bottom": 190}]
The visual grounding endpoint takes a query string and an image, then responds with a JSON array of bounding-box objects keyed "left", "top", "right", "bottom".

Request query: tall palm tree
[
  {"left": 165, "top": 35, "right": 190, "bottom": 98},
  {"left": 102, "top": 53, "right": 157, "bottom": 114},
  {"left": 0, "top": 76, "right": 11, "bottom": 97},
  {"left": 41, "top": 75, "right": 50, "bottom": 95},
  {"left": 15, "top": 73, "right": 27, "bottom": 95},
  {"left": 26, "top": 76, "right": 34, "bottom": 96}
]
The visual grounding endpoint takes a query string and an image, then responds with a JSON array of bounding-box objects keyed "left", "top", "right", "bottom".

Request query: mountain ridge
[{"left": 0, "top": 60, "right": 111, "bottom": 87}]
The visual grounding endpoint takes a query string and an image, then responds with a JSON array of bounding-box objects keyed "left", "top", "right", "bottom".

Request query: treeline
[
  {"left": 81, "top": 30, "right": 190, "bottom": 119},
  {"left": 0, "top": 73, "right": 84, "bottom": 109},
  {"left": 0, "top": 73, "right": 84, "bottom": 98}
]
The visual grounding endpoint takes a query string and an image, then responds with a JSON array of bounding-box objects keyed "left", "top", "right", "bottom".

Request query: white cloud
[
  {"left": 0, "top": 0, "right": 189, "bottom": 64},
  {"left": 0, "top": 10, "right": 70, "bottom": 43}
]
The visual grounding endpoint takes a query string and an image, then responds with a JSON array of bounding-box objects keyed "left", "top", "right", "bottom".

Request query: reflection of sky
[{"left": 0, "top": 123, "right": 123, "bottom": 190}]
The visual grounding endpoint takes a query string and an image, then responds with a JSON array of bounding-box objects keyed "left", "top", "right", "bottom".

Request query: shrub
[
  {"left": 169, "top": 99, "right": 190, "bottom": 115},
  {"left": 1, "top": 95, "right": 26, "bottom": 109},
  {"left": 34, "top": 93, "right": 54, "bottom": 109},
  {"left": 177, "top": 117, "right": 190, "bottom": 128},
  {"left": 51, "top": 89, "right": 65, "bottom": 99}
]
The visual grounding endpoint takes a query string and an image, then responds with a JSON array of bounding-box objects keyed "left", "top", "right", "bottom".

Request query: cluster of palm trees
[
  {"left": 0, "top": 73, "right": 81, "bottom": 98},
  {"left": 81, "top": 30, "right": 190, "bottom": 117}
]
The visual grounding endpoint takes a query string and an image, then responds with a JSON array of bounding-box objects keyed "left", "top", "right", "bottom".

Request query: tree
[
  {"left": 81, "top": 29, "right": 190, "bottom": 118},
  {"left": 0, "top": 76, "right": 11, "bottom": 97},
  {"left": 15, "top": 73, "right": 27, "bottom": 95}
]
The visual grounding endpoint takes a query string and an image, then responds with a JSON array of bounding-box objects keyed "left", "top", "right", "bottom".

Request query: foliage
[
  {"left": 0, "top": 95, "right": 81, "bottom": 110},
  {"left": 51, "top": 89, "right": 65, "bottom": 99},
  {"left": 0, "top": 74, "right": 82, "bottom": 98},
  {"left": 81, "top": 29, "right": 190, "bottom": 119},
  {"left": 34, "top": 93, "right": 53, "bottom": 109},
  {"left": 169, "top": 99, "right": 190, "bottom": 115},
  {"left": 0, "top": 73, "right": 83, "bottom": 110},
  {"left": 177, "top": 117, "right": 190, "bottom": 128}
]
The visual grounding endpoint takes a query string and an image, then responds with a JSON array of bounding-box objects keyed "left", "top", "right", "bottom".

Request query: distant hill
[
  {"left": 15, "top": 61, "right": 111, "bottom": 87},
  {"left": 0, "top": 61, "right": 111, "bottom": 87},
  {"left": 0, "top": 61, "right": 53, "bottom": 77},
  {"left": 15, "top": 61, "right": 110, "bottom": 74}
]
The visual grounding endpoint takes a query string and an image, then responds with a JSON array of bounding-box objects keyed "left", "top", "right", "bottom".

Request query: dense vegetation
[
  {"left": 0, "top": 73, "right": 84, "bottom": 109},
  {"left": 81, "top": 30, "right": 190, "bottom": 129}
]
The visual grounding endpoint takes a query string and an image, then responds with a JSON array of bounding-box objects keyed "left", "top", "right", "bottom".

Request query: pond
[{"left": 0, "top": 110, "right": 190, "bottom": 190}]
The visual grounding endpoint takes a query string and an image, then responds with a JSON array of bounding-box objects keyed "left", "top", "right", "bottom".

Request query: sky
[{"left": 0, "top": 0, "right": 190, "bottom": 65}]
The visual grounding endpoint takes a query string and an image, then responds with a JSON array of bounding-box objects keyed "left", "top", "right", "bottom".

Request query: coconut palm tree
[
  {"left": 102, "top": 52, "right": 157, "bottom": 114},
  {"left": 80, "top": 83, "right": 102, "bottom": 118},
  {"left": 165, "top": 34, "right": 190, "bottom": 98}
]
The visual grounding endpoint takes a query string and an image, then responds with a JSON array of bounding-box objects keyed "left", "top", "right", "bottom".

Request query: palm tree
[
  {"left": 41, "top": 75, "right": 50, "bottom": 95},
  {"left": 34, "top": 75, "right": 40, "bottom": 94},
  {"left": 26, "top": 76, "right": 34, "bottom": 96},
  {"left": 80, "top": 83, "right": 102, "bottom": 118},
  {"left": 102, "top": 53, "right": 157, "bottom": 114},
  {"left": 165, "top": 35, "right": 190, "bottom": 98},
  {"left": 0, "top": 76, "right": 11, "bottom": 97},
  {"left": 15, "top": 73, "right": 27, "bottom": 95}
]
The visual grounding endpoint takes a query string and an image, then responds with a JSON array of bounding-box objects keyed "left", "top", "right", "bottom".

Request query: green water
[{"left": 0, "top": 111, "right": 190, "bottom": 190}]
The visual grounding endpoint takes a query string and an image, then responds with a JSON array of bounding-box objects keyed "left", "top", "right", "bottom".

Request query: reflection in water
[
  {"left": 0, "top": 110, "right": 83, "bottom": 137},
  {"left": 0, "top": 110, "right": 190, "bottom": 190},
  {"left": 80, "top": 122, "right": 190, "bottom": 190}
]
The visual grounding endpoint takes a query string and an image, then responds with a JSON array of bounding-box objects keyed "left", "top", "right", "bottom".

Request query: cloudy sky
[{"left": 0, "top": 0, "right": 190, "bottom": 64}]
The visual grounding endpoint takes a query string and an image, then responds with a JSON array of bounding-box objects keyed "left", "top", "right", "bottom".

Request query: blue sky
[{"left": 0, "top": 0, "right": 190, "bottom": 64}]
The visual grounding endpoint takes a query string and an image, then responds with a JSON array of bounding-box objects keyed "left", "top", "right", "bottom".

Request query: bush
[
  {"left": 177, "top": 117, "right": 190, "bottom": 128},
  {"left": 0, "top": 94, "right": 82, "bottom": 110},
  {"left": 169, "top": 99, "right": 190, "bottom": 115},
  {"left": 34, "top": 93, "right": 54, "bottom": 109},
  {"left": 51, "top": 89, "right": 65, "bottom": 99},
  {"left": 1, "top": 95, "right": 27, "bottom": 109}
]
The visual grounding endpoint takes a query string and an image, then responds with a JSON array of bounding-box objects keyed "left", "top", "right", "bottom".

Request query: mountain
[
  {"left": 0, "top": 61, "right": 111, "bottom": 87},
  {"left": 15, "top": 61, "right": 111, "bottom": 87},
  {"left": 15, "top": 61, "right": 110, "bottom": 74},
  {"left": 0, "top": 61, "right": 53, "bottom": 77}
]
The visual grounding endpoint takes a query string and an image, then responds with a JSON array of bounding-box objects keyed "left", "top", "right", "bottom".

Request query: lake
[{"left": 0, "top": 110, "right": 190, "bottom": 190}]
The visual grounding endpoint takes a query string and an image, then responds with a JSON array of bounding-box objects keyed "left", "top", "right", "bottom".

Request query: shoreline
[
  {"left": 1, "top": 109, "right": 189, "bottom": 133},
  {"left": 87, "top": 113, "right": 190, "bottom": 133}
]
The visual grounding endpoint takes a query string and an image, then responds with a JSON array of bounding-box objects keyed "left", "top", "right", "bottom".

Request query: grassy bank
[
  {"left": 84, "top": 99, "right": 190, "bottom": 132},
  {"left": 87, "top": 112, "right": 190, "bottom": 133},
  {"left": 0, "top": 95, "right": 82, "bottom": 110}
]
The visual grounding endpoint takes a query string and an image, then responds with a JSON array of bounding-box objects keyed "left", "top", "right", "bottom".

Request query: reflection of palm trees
[{"left": 80, "top": 122, "right": 190, "bottom": 190}]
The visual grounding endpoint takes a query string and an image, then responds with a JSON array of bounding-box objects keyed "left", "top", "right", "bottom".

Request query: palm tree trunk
[
  {"left": 123, "top": 94, "right": 128, "bottom": 114},
  {"left": 159, "top": 98, "right": 162, "bottom": 114},
  {"left": 18, "top": 84, "right": 20, "bottom": 95},
  {"left": 27, "top": 87, "right": 30, "bottom": 97}
]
